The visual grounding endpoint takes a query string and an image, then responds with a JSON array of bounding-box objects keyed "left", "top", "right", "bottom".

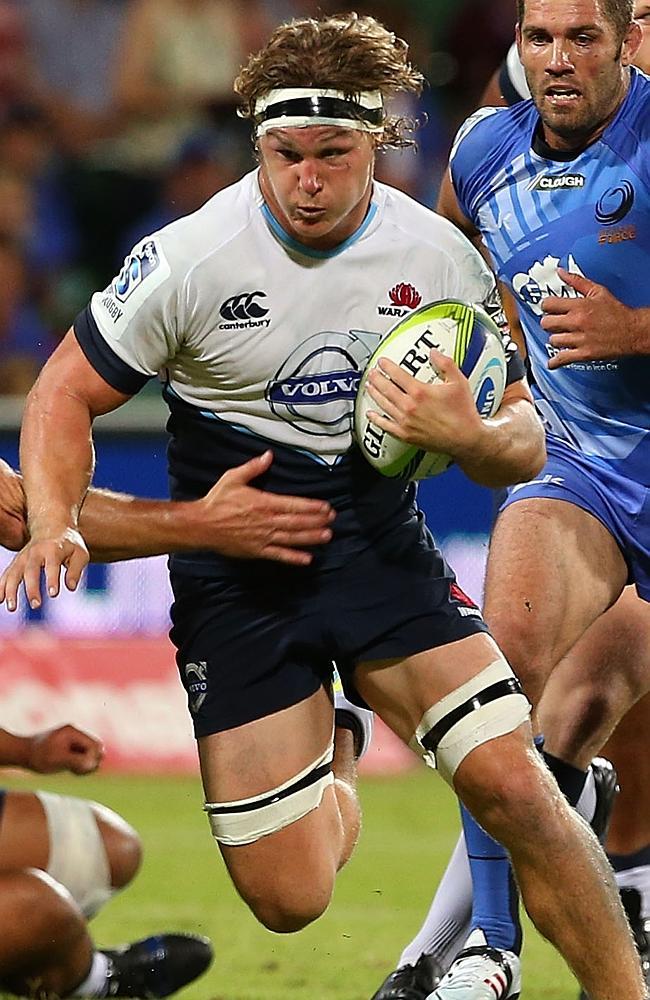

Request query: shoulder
[
  {"left": 451, "top": 101, "right": 534, "bottom": 169},
  {"left": 603, "top": 70, "right": 650, "bottom": 188},
  {"left": 377, "top": 181, "right": 476, "bottom": 253},
  {"left": 153, "top": 171, "right": 258, "bottom": 281}
]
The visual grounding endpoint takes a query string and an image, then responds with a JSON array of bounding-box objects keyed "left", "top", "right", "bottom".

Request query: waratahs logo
[
  {"left": 266, "top": 330, "right": 382, "bottom": 438},
  {"left": 113, "top": 241, "right": 160, "bottom": 303},
  {"left": 390, "top": 283, "right": 422, "bottom": 309},
  {"left": 512, "top": 254, "right": 585, "bottom": 316}
]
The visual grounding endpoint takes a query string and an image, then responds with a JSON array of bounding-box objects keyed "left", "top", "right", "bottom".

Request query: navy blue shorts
[
  {"left": 170, "top": 537, "right": 489, "bottom": 738},
  {"left": 501, "top": 435, "right": 650, "bottom": 600}
]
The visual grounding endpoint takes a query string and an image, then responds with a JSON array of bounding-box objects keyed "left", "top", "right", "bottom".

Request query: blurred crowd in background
[{"left": 0, "top": 0, "right": 519, "bottom": 397}]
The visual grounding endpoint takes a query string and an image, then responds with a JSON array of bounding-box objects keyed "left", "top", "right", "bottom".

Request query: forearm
[
  {"left": 629, "top": 307, "right": 650, "bottom": 354},
  {"left": 20, "top": 377, "right": 94, "bottom": 538},
  {"left": 455, "top": 398, "right": 546, "bottom": 489},
  {"left": 0, "top": 728, "right": 32, "bottom": 769},
  {"left": 80, "top": 489, "right": 203, "bottom": 561}
]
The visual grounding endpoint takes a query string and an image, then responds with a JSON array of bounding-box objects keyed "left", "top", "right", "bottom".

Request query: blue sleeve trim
[{"left": 73, "top": 306, "right": 152, "bottom": 395}]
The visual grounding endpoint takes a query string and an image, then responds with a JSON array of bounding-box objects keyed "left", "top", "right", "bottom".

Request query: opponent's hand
[
  {"left": 25, "top": 724, "right": 104, "bottom": 775},
  {"left": 0, "top": 460, "right": 27, "bottom": 551},
  {"left": 542, "top": 268, "right": 641, "bottom": 369},
  {"left": 365, "top": 350, "right": 484, "bottom": 457},
  {"left": 192, "top": 450, "right": 335, "bottom": 566},
  {"left": 0, "top": 527, "right": 89, "bottom": 612}
]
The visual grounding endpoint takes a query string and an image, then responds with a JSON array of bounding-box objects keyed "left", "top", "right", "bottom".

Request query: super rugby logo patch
[{"left": 114, "top": 241, "right": 161, "bottom": 303}]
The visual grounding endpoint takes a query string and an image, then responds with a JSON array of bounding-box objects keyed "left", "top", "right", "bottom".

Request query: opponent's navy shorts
[
  {"left": 170, "top": 534, "right": 489, "bottom": 738},
  {"left": 500, "top": 434, "right": 650, "bottom": 600}
]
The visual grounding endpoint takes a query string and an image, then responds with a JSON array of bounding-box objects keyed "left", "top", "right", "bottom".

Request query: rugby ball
[{"left": 355, "top": 299, "right": 507, "bottom": 479}]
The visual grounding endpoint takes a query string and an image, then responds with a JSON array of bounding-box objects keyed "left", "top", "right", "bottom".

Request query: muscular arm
[{"left": 0, "top": 724, "right": 103, "bottom": 774}]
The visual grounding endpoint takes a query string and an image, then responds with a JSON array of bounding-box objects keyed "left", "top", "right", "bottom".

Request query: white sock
[
  {"left": 575, "top": 766, "right": 597, "bottom": 824},
  {"left": 399, "top": 831, "right": 472, "bottom": 970},
  {"left": 614, "top": 864, "right": 650, "bottom": 920},
  {"left": 71, "top": 951, "right": 110, "bottom": 998}
]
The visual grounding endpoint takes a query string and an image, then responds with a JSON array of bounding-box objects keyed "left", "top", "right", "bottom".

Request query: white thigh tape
[
  {"left": 36, "top": 791, "right": 112, "bottom": 918},
  {"left": 204, "top": 743, "right": 334, "bottom": 847},
  {"left": 409, "top": 658, "right": 531, "bottom": 784}
]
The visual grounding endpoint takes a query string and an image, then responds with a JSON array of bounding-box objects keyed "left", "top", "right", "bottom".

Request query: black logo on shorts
[
  {"left": 184, "top": 661, "right": 208, "bottom": 713},
  {"left": 220, "top": 291, "right": 268, "bottom": 321},
  {"left": 595, "top": 181, "right": 635, "bottom": 225}
]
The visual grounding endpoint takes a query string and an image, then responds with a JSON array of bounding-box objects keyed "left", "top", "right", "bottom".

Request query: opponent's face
[
  {"left": 634, "top": 0, "right": 650, "bottom": 73},
  {"left": 258, "top": 126, "right": 375, "bottom": 250},
  {"left": 517, "top": 0, "right": 642, "bottom": 148}
]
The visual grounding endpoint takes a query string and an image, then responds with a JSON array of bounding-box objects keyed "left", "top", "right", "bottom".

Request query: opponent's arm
[
  {"left": 0, "top": 724, "right": 103, "bottom": 774},
  {"left": 543, "top": 269, "right": 650, "bottom": 369}
]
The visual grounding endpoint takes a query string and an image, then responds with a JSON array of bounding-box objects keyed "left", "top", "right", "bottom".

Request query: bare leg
[{"left": 0, "top": 869, "right": 93, "bottom": 997}]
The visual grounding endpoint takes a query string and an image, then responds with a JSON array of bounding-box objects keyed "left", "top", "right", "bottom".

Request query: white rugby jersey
[{"left": 75, "top": 169, "right": 523, "bottom": 575}]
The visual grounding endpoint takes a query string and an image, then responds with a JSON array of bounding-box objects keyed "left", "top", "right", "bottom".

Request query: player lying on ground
[
  {"left": 1, "top": 12, "right": 645, "bottom": 1000},
  {"left": 0, "top": 722, "right": 212, "bottom": 998}
]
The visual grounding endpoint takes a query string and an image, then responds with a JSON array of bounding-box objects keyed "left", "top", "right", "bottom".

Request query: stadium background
[{"left": 0, "top": 2, "right": 576, "bottom": 996}]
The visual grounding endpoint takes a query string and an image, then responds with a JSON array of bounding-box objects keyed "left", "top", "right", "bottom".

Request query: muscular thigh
[
  {"left": 199, "top": 685, "right": 339, "bottom": 893},
  {"left": 0, "top": 791, "right": 49, "bottom": 872},
  {"left": 484, "top": 498, "right": 628, "bottom": 702}
]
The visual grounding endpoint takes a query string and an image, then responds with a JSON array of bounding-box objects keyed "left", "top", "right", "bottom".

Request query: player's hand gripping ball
[{"left": 355, "top": 299, "right": 507, "bottom": 479}]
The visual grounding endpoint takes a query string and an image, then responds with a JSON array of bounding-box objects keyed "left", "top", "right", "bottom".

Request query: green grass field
[{"left": 4, "top": 769, "right": 578, "bottom": 999}]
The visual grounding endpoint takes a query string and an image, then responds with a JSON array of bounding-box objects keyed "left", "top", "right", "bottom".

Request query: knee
[
  {"left": 234, "top": 862, "right": 335, "bottom": 934},
  {"left": 93, "top": 806, "right": 142, "bottom": 890},
  {"left": 10, "top": 868, "right": 84, "bottom": 943},
  {"left": 455, "top": 734, "right": 556, "bottom": 839}
]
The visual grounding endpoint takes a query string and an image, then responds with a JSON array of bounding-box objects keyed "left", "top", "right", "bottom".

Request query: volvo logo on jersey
[
  {"left": 266, "top": 330, "right": 381, "bottom": 438},
  {"left": 219, "top": 290, "right": 270, "bottom": 329}
]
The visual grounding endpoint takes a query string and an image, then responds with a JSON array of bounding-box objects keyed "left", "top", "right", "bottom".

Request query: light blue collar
[{"left": 261, "top": 200, "right": 377, "bottom": 259}]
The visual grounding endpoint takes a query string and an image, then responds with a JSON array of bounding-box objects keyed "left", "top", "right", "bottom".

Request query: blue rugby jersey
[{"left": 450, "top": 68, "right": 650, "bottom": 484}]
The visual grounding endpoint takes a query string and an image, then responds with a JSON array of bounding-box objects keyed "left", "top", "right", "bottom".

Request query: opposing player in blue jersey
[
  {"left": 0, "top": 12, "right": 644, "bottom": 999},
  {"left": 368, "top": 1, "right": 650, "bottom": 998},
  {"left": 371, "top": 5, "right": 650, "bottom": 999}
]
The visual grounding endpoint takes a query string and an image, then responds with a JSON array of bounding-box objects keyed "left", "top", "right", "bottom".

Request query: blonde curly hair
[{"left": 234, "top": 12, "right": 425, "bottom": 150}]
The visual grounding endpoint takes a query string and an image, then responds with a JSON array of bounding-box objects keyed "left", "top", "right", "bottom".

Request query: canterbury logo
[{"left": 219, "top": 291, "right": 268, "bottom": 321}]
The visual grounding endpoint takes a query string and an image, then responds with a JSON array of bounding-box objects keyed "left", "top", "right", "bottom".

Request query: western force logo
[
  {"left": 378, "top": 283, "right": 422, "bottom": 317},
  {"left": 113, "top": 241, "right": 160, "bottom": 303},
  {"left": 184, "top": 661, "right": 208, "bottom": 713},
  {"left": 266, "top": 330, "right": 382, "bottom": 438},
  {"left": 219, "top": 291, "right": 269, "bottom": 328},
  {"left": 512, "top": 254, "right": 585, "bottom": 316},
  {"left": 596, "top": 180, "right": 634, "bottom": 226},
  {"left": 529, "top": 173, "right": 585, "bottom": 191}
]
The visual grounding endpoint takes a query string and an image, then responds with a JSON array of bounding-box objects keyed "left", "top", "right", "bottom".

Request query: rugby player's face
[
  {"left": 258, "top": 126, "right": 375, "bottom": 250},
  {"left": 517, "top": 0, "right": 643, "bottom": 148},
  {"left": 634, "top": 1, "right": 650, "bottom": 74}
]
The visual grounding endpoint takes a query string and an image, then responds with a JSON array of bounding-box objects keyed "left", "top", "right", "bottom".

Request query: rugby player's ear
[
  {"left": 621, "top": 20, "right": 643, "bottom": 66},
  {"left": 515, "top": 22, "right": 523, "bottom": 58}
]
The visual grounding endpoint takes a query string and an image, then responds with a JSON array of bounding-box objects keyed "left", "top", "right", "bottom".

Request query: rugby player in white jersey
[{"left": 0, "top": 12, "right": 644, "bottom": 999}]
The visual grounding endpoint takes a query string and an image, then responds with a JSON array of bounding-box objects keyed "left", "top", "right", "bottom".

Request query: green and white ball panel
[{"left": 354, "top": 299, "right": 507, "bottom": 480}]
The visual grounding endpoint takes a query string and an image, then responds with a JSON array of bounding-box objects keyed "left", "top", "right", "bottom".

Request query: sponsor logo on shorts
[
  {"left": 219, "top": 291, "right": 270, "bottom": 329},
  {"left": 529, "top": 173, "right": 585, "bottom": 191},
  {"left": 113, "top": 240, "right": 160, "bottom": 303},
  {"left": 449, "top": 582, "right": 483, "bottom": 618},
  {"left": 184, "top": 661, "right": 208, "bottom": 713},
  {"left": 509, "top": 473, "right": 566, "bottom": 494},
  {"left": 377, "top": 282, "right": 422, "bottom": 317}
]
